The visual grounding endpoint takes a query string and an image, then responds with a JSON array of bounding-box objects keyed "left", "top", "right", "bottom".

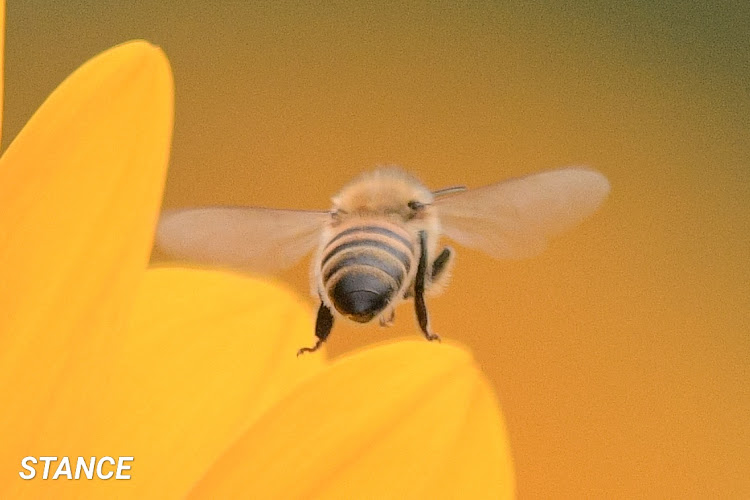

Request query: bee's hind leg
[
  {"left": 297, "top": 302, "right": 334, "bottom": 356},
  {"left": 414, "top": 230, "right": 441, "bottom": 342}
]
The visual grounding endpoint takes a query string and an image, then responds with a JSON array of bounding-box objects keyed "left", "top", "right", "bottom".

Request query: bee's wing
[
  {"left": 434, "top": 167, "right": 610, "bottom": 259},
  {"left": 156, "top": 207, "right": 328, "bottom": 273}
]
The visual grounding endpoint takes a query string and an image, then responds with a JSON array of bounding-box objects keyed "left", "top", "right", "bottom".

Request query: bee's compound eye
[{"left": 408, "top": 200, "right": 425, "bottom": 211}]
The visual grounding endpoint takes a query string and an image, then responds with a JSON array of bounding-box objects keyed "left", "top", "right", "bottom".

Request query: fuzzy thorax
[{"left": 332, "top": 167, "right": 434, "bottom": 217}]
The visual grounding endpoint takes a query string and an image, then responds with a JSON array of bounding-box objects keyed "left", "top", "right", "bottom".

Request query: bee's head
[{"left": 331, "top": 166, "right": 434, "bottom": 222}]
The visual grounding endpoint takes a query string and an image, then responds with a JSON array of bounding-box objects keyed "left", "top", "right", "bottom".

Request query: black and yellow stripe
[{"left": 321, "top": 222, "right": 415, "bottom": 322}]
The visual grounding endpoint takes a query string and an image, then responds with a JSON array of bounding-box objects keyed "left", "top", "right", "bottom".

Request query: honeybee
[{"left": 156, "top": 166, "right": 610, "bottom": 355}]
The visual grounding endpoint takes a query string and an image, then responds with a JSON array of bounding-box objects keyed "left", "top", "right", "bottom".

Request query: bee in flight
[{"left": 156, "top": 166, "right": 610, "bottom": 355}]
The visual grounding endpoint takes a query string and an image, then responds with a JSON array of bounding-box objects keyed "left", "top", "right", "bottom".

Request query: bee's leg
[
  {"left": 297, "top": 302, "right": 334, "bottom": 356},
  {"left": 431, "top": 247, "right": 453, "bottom": 281},
  {"left": 403, "top": 247, "right": 454, "bottom": 301},
  {"left": 379, "top": 309, "right": 395, "bottom": 327},
  {"left": 414, "top": 230, "right": 440, "bottom": 342},
  {"left": 428, "top": 246, "right": 455, "bottom": 295}
]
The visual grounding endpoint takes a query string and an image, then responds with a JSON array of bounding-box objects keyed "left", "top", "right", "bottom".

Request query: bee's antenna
[{"left": 432, "top": 186, "right": 467, "bottom": 197}]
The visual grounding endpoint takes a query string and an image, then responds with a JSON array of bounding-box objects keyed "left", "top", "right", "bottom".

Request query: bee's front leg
[
  {"left": 414, "top": 230, "right": 440, "bottom": 342},
  {"left": 297, "top": 301, "right": 334, "bottom": 356}
]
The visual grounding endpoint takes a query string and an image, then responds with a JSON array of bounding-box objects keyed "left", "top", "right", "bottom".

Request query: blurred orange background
[{"left": 4, "top": 2, "right": 748, "bottom": 498}]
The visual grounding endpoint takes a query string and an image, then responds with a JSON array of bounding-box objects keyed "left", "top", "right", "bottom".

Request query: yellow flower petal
[
  {"left": 0, "top": 40, "right": 173, "bottom": 491},
  {"left": 4, "top": 269, "right": 325, "bottom": 498},
  {"left": 190, "top": 341, "right": 515, "bottom": 499},
  {"left": 71, "top": 268, "right": 325, "bottom": 498}
]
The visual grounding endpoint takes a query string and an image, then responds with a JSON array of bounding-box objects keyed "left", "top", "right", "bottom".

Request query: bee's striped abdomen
[{"left": 321, "top": 222, "right": 415, "bottom": 322}]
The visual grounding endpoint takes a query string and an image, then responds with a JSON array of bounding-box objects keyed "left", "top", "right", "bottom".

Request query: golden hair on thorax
[{"left": 332, "top": 167, "right": 434, "bottom": 219}]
